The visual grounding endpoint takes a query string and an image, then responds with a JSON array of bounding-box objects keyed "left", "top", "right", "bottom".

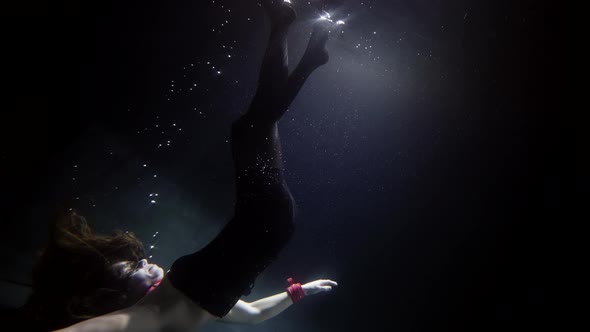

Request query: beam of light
[
  {"left": 319, "top": 11, "right": 334, "bottom": 22},
  {"left": 316, "top": 0, "right": 346, "bottom": 25},
  {"left": 318, "top": 12, "right": 346, "bottom": 25}
]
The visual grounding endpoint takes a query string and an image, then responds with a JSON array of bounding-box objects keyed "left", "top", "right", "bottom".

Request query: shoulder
[
  {"left": 54, "top": 306, "right": 165, "bottom": 332},
  {"left": 53, "top": 310, "right": 135, "bottom": 332},
  {"left": 54, "top": 278, "right": 215, "bottom": 332}
]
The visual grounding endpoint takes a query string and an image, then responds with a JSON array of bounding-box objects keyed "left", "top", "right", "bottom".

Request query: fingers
[
  {"left": 319, "top": 281, "right": 337, "bottom": 292},
  {"left": 315, "top": 279, "right": 338, "bottom": 292},
  {"left": 326, "top": 280, "right": 338, "bottom": 287},
  {"left": 317, "top": 279, "right": 338, "bottom": 287},
  {"left": 301, "top": 279, "right": 338, "bottom": 295}
]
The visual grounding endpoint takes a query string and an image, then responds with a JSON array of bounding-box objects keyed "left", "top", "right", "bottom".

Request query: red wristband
[{"left": 286, "top": 277, "right": 305, "bottom": 303}]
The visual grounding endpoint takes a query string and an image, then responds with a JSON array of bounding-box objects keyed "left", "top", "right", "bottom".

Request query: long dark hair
[{"left": 22, "top": 210, "right": 146, "bottom": 331}]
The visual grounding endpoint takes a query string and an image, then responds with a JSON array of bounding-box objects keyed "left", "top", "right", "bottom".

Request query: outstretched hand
[{"left": 301, "top": 279, "right": 338, "bottom": 296}]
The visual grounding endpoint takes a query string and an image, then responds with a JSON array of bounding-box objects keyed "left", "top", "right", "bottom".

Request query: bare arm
[
  {"left": 218, "top": 295, "right": 292, "bottom": 325},
  {"left": 218, "top": 279, "right": 338, "bottom": 325}
]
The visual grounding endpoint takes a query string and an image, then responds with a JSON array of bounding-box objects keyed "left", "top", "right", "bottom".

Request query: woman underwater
[{"left": 21, "top": 1, "right": 339, "bottom": 331}]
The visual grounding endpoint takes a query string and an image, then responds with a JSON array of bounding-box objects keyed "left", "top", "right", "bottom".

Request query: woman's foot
[
  {"left": 300, "top": 20, "right": 331, "bottom": 69},
  {"left": 261, "top": 0, "right": 297, "bottom": 29}
]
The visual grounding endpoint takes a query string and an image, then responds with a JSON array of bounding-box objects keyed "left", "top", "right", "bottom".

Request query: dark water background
[{"left": 1, "top": 1, "right": 547, "bottom": 331}]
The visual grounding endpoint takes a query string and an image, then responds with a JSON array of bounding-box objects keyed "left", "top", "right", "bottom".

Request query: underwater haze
[{"left": 1, "top": 1, "right": 546, "bottom": 331}]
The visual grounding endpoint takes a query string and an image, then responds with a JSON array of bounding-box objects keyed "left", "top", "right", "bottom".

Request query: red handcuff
[{"left": 286, "top": 277, "right": 305, "bottom": 303}]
